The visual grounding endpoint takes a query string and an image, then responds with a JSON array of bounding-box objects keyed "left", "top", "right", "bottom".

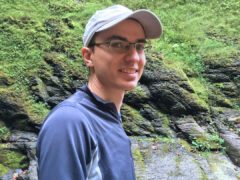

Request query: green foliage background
[{"left": 0, "top": 0, "right": 239, "bottom": 118}]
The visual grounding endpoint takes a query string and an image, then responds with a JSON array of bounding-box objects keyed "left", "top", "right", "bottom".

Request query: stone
[
  {"left": 131, "top": 137, "right": 240, "bottom": 180},
  {"left": 214, "top": 117, "right": 240, "bottom": 166},
  {"left": 148, "top": 83, "right": 208, "bottom": 116}
]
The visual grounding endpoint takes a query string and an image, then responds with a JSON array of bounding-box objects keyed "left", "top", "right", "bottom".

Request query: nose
[{"left": 125, "top": 46, "right": 141, "bottom": 62}]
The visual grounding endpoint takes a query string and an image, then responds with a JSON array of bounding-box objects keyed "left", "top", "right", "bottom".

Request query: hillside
[{"left": 0, "top": 0, "right": 240, "bottom": 179}]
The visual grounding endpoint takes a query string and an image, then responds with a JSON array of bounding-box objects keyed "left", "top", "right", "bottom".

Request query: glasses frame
[{"left": 90, "top": 39, "right": 150, "bottom": 54}]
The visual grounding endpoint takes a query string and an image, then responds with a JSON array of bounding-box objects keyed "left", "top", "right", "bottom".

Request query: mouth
[{"left": 119, "top": 68, "right": 138, "bottom": 74}]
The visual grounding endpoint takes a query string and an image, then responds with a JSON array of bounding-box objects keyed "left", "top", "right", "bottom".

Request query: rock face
[
  {"left": 140, "top": 58, "right": 208, "bottom": 116},
  {"left": 1, "top": 54, "right": 240, "bottom": 179},
  {"left": 213, "top": 109, "right": 240, "bottom": 166},
  {"left": 0, "top": 131, "right": 37, "bottom": 180},
  {"left": 204, "top": 59, "right": 240, "bottom": 107},
  {"left": 132, "top": 137, "right": 240, "bottom": 180},
  {"left": 0, "top": 93, "right": 36, "bottom": 132},
  {"left": 29, "top": 52, "right": 86, "bottom": 108}
]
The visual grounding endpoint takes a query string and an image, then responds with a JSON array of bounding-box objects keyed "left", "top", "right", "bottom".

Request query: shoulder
[
  {"left": 38, "top": 103, "right": 97, "bottom": 148},
  {"left": 42, "top": 104, "right": 89, "bottom": 130},
  {"left": 44, "top": 90, "right": 91, "bottom": 125},
  {"left": 39, "top": 89, "right": 98, "bottom": 136},
  {"left": 40, "top": 96, "right": 94, "bottom": 133}
]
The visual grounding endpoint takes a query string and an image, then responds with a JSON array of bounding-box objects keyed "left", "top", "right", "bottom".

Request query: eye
[
  {"left": 110, "top": 40, "right": 127, "bottom": 49},
  {"left": 135, "top": 43, "right": 145, "bottom": 51}
]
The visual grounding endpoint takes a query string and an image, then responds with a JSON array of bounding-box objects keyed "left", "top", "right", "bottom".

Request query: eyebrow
[{"left": 105, "top": 35, "right": 146, "bottom": 43}]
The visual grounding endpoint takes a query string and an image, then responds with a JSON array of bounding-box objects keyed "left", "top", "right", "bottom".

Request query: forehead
[{"left": 95, "top": 19, "right": 145, "bottom": 42}]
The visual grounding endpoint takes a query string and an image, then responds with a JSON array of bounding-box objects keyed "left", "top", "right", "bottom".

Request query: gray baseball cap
[{"left": 83, "top": 5, "right": 163, "bottom": 47}]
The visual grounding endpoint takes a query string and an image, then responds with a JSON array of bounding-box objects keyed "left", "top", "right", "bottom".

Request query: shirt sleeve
[{"left": 36, "top": 105, "right": 96, "bottom": 180}]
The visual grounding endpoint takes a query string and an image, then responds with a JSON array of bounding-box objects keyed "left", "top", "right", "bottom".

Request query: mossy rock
[
  {"left": 191, "top": 134, "right": 225, "bottom": 151},
  {"left": 0, "top": 124, "right": 11, "bottom": 142},
  {"left": 124, "top": 85, "right": 150, "bottom": 107},
  {"left": 0, "top": 72, "right": 14, "bottom": 87},
  {"left": 149, "top": 83, "right": 209, "bottom": 116},
  {"left": 43, "top": 51, "right": 87, "bottom": 80},
  {"left": 208, "top": 86, "right": 234, "bottom": 108},
  {"left": 138, "top": 104, "right": 175, "bottom": 137},
  {"left": 0, "top": 88, "right": 48, "bottom": 126},
  {"left": 122, "top": 104, "right": 154, "bottom": 136},
  {"left": 0, "top": 89, "right": 25, "bottom": 120},
  {"left": 0, "top": 148, "right": 28, "bottom": 176}
]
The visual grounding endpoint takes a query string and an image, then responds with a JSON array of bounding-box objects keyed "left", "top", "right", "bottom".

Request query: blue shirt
[{"left": 36, "top": 85, "right": 136, "bottom": 180}]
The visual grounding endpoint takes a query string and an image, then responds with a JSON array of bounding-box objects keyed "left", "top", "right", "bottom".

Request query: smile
[{"left": 120, "top": 68, "right": 138, "bottom": 74}]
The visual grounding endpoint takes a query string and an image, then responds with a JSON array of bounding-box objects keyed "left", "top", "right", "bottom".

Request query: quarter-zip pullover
[{"left": 37, "top": 85, "right": 136, "bottom": 180}]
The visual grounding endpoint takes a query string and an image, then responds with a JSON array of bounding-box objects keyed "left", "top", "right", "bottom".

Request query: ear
[{"left": 82, "top": 47, "right": 94, "bottom": 67}]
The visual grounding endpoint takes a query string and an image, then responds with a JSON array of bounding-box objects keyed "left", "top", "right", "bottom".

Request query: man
[{"left": 37, "top": 4, "right": 162, "bottom": 180}]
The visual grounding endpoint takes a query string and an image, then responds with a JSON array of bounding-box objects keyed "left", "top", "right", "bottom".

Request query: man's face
[{"left": 88, "top": 19, "right": 146, "bottom": 91}]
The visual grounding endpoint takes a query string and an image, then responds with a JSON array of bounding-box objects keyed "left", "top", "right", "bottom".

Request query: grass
[
  {"left": 0, "top": 0, "right": 239, "bottom": 130},
  {"left": 0, "top": 0, "right": 239, "bottom": 98}
]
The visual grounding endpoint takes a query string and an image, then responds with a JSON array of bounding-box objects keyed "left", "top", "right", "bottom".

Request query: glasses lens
[
  {"left": 107, "top": 40, "right": 147, "bottom": 53},
  {"left": 109, "top": 40, "right": 127, "bottom": 52},
  {"left": 135, "top": 43, "right": 145, "bottom": 52}
]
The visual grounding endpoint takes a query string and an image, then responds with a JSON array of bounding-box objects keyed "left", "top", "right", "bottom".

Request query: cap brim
[{"left": 96, "top": 9, "right": 163, "bottom": 39}]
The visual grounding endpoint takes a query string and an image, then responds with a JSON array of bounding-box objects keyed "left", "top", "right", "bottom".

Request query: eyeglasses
[{"left": 90, "top": 39, "right": 149, "bottom": 53}]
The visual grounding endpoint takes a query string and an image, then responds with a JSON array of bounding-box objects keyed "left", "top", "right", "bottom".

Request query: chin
[{"left": 122, "top": 82, "right": 138, "bottom": 91}]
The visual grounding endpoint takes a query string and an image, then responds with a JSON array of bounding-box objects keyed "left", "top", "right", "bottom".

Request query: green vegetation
[
  {"left": 0, "top": 126, "right": 10, "bottom": 142},
  {"left": 126, "top": 85, "right": 149, "bottom": 100},
  {"left": 122, "top": 104, "right": 154, "bottom": 135},
  {"left": 191, "top": 134, "right": 225, "bottom": 152},
  {"left": 132, "top": 149, "right": 145, "bottom": 168},
  {"left": 0, "top": 0, "right": 239, "bottom": 121},
  {"left": 0, "top": 149, "right": 28, "bottom": 176},
  {"left": 188, "top": 78, "right": 209, "bottom": 103}
]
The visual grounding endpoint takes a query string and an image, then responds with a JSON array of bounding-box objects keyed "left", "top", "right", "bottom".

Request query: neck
[{"left": 87, "top": 77, "right": 125, "bottom": 112}]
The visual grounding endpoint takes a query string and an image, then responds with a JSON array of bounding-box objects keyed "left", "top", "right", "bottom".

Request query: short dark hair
[{"left": 87, "top": 33, "right": 99, "bottom": 51}]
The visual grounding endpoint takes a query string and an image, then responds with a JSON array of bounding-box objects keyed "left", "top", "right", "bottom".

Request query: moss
[
  {"left": 139, "top": 104, "right": 171, "bottom": 136},
  {"left": 0, "top": 72, "right": 14, "bottom": 86},
  {"left": 126, "top": 85, "right": 149, "bottom": 100},
  {"left": 0, "top": 149, "right": 28, "bottom": 176},
  {"left": 132, "top": 149, "right": 145, "bottom": 168},
  {"left": 179, "top": 139, "right": 193, "bottom": 152},
  {"left": 175, "top": 155, "right": 182, "bottom": 170},
  {"left": 43, "top": 52, "right": 87, "bottom": 80},
  {"left": 208, "top": 87, "right": 234, "bottom": 108},
  {"left": 160, "top": 113, "right": 170, "bottom": 128},
  {"left": 122, "top": 104, "right": 154, "bottom": 135},
  {"left": 188, "top": 77, "right": 209, "bottom": 102},
  {"left": 191, "top": 93, "right": 210, "bottom": 111},
  {"left": 0, "top": 88, "right": 21, "bottom": 108},
  {"left": 0, "top": 163, "right": 9, "bottom": 177},
  {"left": 0, "top": 88, "right": 49, "bottom": 125},
  {"left": 179, "top": 86, "right": 209, "bottom": 112},
  {"left": 0, "top": 4, "right": 88, "bottom": 126},
  {"left": 0, "top": 125, "right": 11, "bottom": 142}
]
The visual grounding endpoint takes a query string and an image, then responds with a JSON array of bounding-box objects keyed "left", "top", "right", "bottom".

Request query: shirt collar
[{"left": 79, "top": 84, "right": 121, "bottom": 118}]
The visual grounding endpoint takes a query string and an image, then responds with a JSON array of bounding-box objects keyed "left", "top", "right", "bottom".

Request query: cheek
[
  {"left": 138, "top": 58, "right": 146, "bottom": 78},
  {"left": 139, "top": 55, "right": 146, "bottom": 68},
  {"left": 92, "top": 50, "right": 112, "bottom": 68}
]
